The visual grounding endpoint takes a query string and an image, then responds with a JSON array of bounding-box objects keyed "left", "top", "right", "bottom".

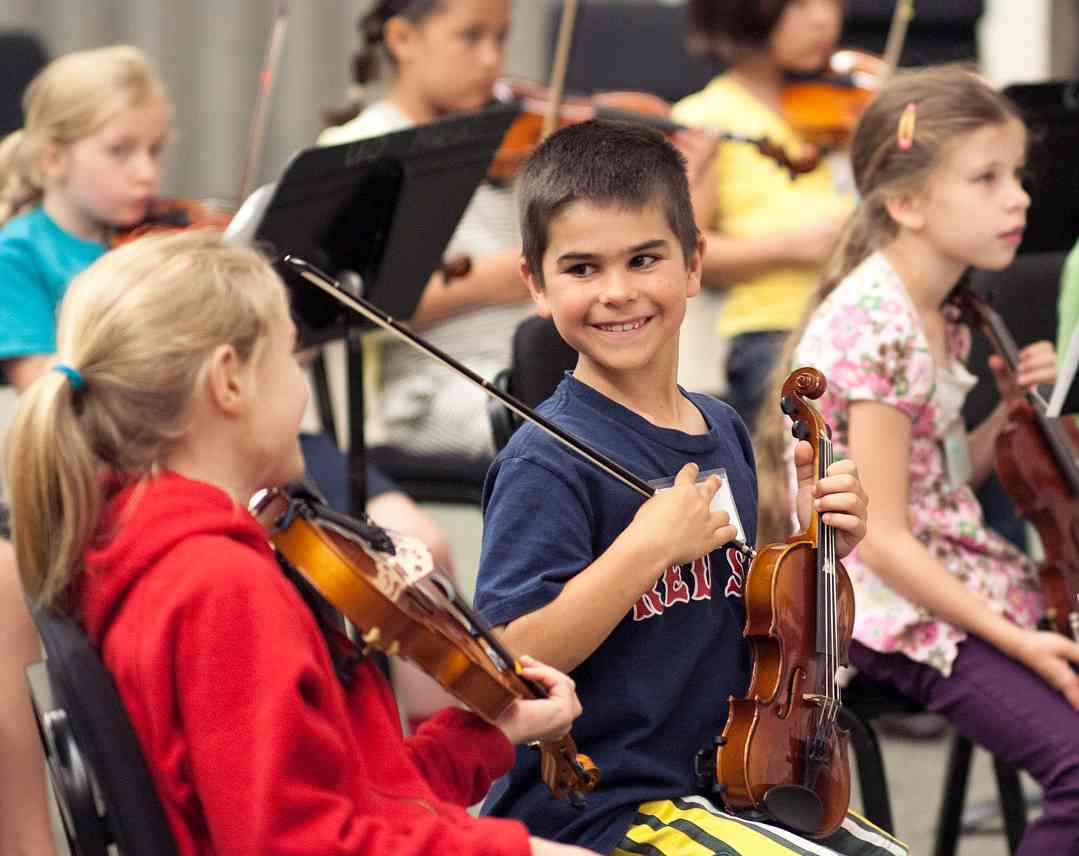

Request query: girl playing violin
[
  {"left": 756, "top": 65, "right": 1079, "bottom": 853},
  {"left": 320, "top": 0, "right": 533, "bottom": 460},
  {"left": 0, "top": 44, "right": 169, "bottom": 392},
  {"left": 672, "top": 0, "right": 853, "bottom": 431},
  {"left": 5, "top": 228, "right": 595, "bottom": 856}
]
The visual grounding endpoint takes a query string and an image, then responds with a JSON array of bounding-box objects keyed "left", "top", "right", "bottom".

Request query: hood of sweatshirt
[{"left": 80, "top": 471, "right": 269, "bottom": 645}]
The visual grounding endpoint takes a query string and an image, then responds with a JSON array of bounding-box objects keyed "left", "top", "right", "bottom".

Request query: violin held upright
[{"left": 697, "top": 367, "right": 853, "bottom": 838}]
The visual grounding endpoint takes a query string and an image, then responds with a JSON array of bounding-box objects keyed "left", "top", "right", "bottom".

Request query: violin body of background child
[{"left": 756, "top": 65, "right": 1079, "bottom": 854}]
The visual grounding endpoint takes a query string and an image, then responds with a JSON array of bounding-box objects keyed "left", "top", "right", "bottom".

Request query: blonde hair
[
  {"left": 0, "top": 45, "right": 168, "bottom": 225},
  {"left": 5, "top": 230, "right": 290, "bottom": 610},
  {"left": 754, "top": 64, "right": 1024, "bottom": 545}
]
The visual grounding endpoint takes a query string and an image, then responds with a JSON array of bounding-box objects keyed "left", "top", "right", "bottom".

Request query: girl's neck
[
  {"left": 727, "top": 54, "right": 785, "bottom": 112},
  {"left": 386, "top": 79, "right": 440, "bottom": 125},
  {"left": 881, "top": 232, "right": 967, "bottom": 312},
  {"left": 42, "top": 194, "right": 108, "bottom": 244}
]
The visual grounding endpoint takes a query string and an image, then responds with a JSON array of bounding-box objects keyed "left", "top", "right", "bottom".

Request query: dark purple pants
[{"left": 851, "top": 636, "right": 1079, "bottom": 855}]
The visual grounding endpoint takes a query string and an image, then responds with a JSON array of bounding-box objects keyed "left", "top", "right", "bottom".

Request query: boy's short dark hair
[
  {"left": 686, "top": 0, "right": 792, "bottom": 62},
  {"left": 518, "top": 119, "right": 699, "bottom": 285}
]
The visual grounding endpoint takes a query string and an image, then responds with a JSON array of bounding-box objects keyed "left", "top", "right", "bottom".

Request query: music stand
[{"left": 247, "top": 103, "right": 519, "bottom": 512}]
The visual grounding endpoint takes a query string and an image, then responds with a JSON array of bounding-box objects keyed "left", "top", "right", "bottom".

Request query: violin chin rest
[{"left": 762, "top": 784, "right": 823, "bottom": 835}]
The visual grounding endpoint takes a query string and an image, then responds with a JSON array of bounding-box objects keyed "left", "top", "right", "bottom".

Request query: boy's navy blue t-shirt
[{"left": 475, "top": 374, "right": 758, "bottom": 853}]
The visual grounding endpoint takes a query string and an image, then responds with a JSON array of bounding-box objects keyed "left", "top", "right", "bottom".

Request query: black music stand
[{"left": 247, "top": 103, "right": 518, "bottom": 513}]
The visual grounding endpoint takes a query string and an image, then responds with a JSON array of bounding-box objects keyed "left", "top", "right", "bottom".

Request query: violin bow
[
  {"left": 282, "top": 255, "right": 757, "bottom": 563},
  {"left": 881, "top": 0, "right": 914, "bottom": 80},
  {"left": 541, "top": 0, "right": 580, "bottom": 139},
  {"left": 238, "top": 0, "right": 289, "bottom": 203}
]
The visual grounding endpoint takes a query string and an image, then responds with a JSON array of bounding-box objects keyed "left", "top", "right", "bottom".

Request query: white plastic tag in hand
[
  {"left": 942, "top": 422, "right": 972, "bottom": 489},
  {"left": 649, "top": 467, "right": 746, "bottom": 544}
]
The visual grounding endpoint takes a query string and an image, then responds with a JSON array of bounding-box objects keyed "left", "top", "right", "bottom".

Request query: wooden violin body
[
  {"left": 995, "top": 399, "right": 1079, "bottom": 638},
  {"left": 111, "top": 197, "right": 233, "bottom": 247},
  {"left": 951, "top": 285, "right": 1079, "bottom": 639},
  {"left": 251, "top": 486, "right": 600, "bottom": 804},
  {"left": 712, "top": 367, "right": 853, "bottom": 838}
]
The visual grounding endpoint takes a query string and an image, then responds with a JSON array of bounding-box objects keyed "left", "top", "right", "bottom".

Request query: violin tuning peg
[
  {"left": 792, "top": 422, "right": 811, "bottom": 442},
  {"left": 780, "top": 395, "right": 797, "bottom": 416}
]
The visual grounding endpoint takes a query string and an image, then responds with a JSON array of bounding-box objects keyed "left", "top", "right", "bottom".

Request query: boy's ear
[
  {"left": 204, "top": 344, "right": 250, "bottom": 417},
  {"left": 520, "top": 256, "right": 552, "bottom": 318},
  {"left": 685, "top": 233, "right": 706, "bottom": 299},
  {"left": 883, "top": 190, "right": 926, "bottom": 232}
]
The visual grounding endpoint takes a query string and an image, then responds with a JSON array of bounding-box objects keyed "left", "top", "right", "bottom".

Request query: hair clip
[{"left": 897, "top": 102, "right": 917, "bottom": 150}]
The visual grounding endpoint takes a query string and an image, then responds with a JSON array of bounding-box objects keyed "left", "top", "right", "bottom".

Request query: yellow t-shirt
[{"left": 672, "top": 76, "right": 854, "bottom": 337}]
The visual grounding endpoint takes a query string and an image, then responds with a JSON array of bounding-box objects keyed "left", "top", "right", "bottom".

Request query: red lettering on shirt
[
  {"left": 724, "top": 547, "right": 746, "bottom": 599},
  {"left": 687, "top": 555, "right": 712, "bottom": 600},
  {"left": 662, "top": 565, "right": 691, "bottom": 606},
  {"left": 632, "top": 578, "right": 667, "bottom": 621}
]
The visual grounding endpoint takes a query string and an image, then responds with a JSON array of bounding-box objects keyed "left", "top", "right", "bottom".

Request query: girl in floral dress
[{"left": 756, "top": 65, "right": 1079, "bottom": 854}]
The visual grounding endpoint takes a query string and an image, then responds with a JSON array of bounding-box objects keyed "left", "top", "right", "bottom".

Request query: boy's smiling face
[{"left": 523, "top": 199, "right": 703, "bottom": 387}]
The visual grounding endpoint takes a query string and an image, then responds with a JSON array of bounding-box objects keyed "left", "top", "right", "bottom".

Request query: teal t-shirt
[{"left": 0, "top": 206, "right": 106, "bottom": 360}]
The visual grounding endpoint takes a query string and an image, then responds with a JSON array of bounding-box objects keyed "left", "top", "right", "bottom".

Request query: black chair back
[
  {"left": 488, "top": 316, "right": 577, "bottom": 451},
  {"left": 28, "top": 606, "right": 179, "bottom": 856}
]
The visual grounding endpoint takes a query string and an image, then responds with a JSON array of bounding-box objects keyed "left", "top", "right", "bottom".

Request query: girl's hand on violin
[
  {"left": 1012, "top": 629, "right": 1079, "bottom": 710},
  {"left": 632, "top": 463, "right": 736, "bottom": 567},
  {"left": 794, "top": 443, "right": 868, "bottom": 558},
  {"left": 788, "top": 217, "right": 845, "bottom": 266},
  {"left": 989, "top": 340, "right": 1057, "bottom": 403},
  {"left": 529, "top": 836, "right": 601, "bottom": 856},
  {"left": 672, "top": 129, "right": 719, "bottom": 189},
  {"left": 494, "top": 655, "right": 582, "bottom": 746}
]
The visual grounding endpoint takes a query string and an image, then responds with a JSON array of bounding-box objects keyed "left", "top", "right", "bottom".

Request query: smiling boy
[{"left": 473, "top": 120, "right": 901, "bottom": 856}]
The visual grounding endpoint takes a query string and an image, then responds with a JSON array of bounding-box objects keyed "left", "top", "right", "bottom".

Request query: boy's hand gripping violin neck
[
  {"left": 696, "top": 367, "right": 853, "bottom": 838},
  {"left": 251, "top": 486, "right": 600, "bottom": 807}
]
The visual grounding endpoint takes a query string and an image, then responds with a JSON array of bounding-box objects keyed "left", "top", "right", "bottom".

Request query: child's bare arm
[
  {"left": 497, "top": 463, "right": 735, "bottom": 673},
  {"left": 409, "top": 248, "right": 528, "bottom": 325}
]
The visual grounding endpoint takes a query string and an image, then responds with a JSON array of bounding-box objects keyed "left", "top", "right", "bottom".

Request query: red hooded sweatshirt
[{"left": 79, "top": 471, "right": 533, "bottom": 856}]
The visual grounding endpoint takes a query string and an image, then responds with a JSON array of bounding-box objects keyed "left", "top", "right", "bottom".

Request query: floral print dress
[{"left": 794, "top": 252, "right": 1044, "bottom": 676}]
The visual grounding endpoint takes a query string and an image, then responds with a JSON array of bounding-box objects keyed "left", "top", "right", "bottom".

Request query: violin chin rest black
[{"left": 762, "top": 784, "right": 823, "bottom": 835}]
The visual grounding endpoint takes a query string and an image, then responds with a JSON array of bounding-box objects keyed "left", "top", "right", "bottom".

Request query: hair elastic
[
  {"left": 53, "top": 363, "right": 85, "bottom": 392},
  {"left": 897, "top": 102, "right": 917, "bottom": 150}
]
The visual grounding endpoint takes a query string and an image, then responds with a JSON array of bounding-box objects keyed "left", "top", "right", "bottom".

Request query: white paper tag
[
  {"left": 942, "top": 422, "right": 972, "bottom": 489},
  {"left": 649, "top": 467, "right": 746, "bottom": 544}
]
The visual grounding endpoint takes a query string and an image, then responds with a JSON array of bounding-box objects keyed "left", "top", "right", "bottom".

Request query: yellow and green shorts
[{"left": 612, "top": 797, "right": 908, "bottom": 856}]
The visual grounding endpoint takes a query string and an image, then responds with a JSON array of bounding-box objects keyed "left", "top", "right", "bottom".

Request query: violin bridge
[
  {"left": 802, "top": 693, "right": 829, "bottom": 707},
  {"left": 362, "top": 627, "right": 382, "bottom": 646}
]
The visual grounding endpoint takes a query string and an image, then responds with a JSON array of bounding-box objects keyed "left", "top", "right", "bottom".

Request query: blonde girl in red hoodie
[{"left": 5, "top": 229, "right": 595, "bottom": 856}]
